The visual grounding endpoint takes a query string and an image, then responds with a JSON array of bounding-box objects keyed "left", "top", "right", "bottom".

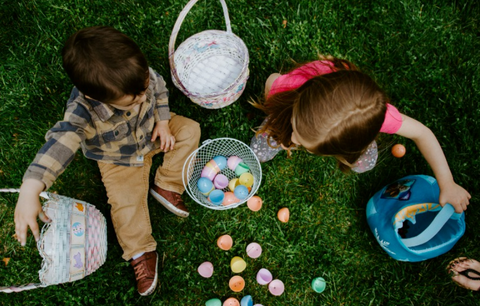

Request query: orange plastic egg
[
  {"left": 247, "top": 196, "right": 263, "bottom": 211},
  {"left": 217, "top": 234, "right": 233, "bottom": 251},
  {"left": 223, "top": 192, "right": 239, "bottom": 206},
  {"left": 229, "top": 275, "right": 245, "bottom": 292},
  {"left": 391, "top": 144, "right": 406, "bottom": 158},
  {"left": 277, "top": 207, "right": 290, "bottom": 223},
  {"left": 223, "top": 297, "right": 240, "bottom": 306}
]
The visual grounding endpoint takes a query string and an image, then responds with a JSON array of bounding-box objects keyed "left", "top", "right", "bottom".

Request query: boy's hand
[
  {"left": 151, "top": 120, "right": 175, "bottom": 152},
  {"left": 14, "top": 179, "right": 50, "bottom": 246},
  {"left": 438, "top": 181, "right": 471, "bottom": 213}
]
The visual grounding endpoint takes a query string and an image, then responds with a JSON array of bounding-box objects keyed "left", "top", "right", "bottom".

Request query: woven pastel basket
[
  {"left": 0, "top": 189, "right": 107, "bottom": 293},
  {"left": 182, "top": 138, "right": 262, "bottom": 210},
  {"left": 169, "top": 0, "right": 249, "bottom": 109}
]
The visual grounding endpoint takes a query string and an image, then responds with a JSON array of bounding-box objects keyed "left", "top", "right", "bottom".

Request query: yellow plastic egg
[
  {"left": 247, "top": 196, "right": 262, "bottom": 212},
  {"left": 277, "top": 207, "right": 290, "bottom": 223},
  {"left": 228, "top": 178, "right": 240, "bottom": 192},
  {"left": 239, "top": 172, "right": 254, "bottom": 188},
  {"left": 230, "top": 256, "right": 247, "bottom": 273},
  {"left": 217, "top": 234, "right": 233, "bottom": 251}
]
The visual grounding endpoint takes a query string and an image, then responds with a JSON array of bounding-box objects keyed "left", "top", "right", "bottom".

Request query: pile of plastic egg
[{"left": 197, "top": 155, "right": 255, "bottom": 206}]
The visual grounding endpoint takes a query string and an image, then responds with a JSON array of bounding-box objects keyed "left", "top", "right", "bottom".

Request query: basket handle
[
  {"left": 401, "top": 203, "right": 462, "bottom": 247},
  {"left": 168, "top": 0, "right": 233, "bottom": 93}
]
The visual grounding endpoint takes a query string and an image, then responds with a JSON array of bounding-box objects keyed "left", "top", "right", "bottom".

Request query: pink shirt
[{"left": 269, "top": 61, "right": 402, "bottom": 134}]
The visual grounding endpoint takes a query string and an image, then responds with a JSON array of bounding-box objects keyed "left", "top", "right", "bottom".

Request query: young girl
[{"left": 250, "top": 56, "right": 470, "bottom": 213}]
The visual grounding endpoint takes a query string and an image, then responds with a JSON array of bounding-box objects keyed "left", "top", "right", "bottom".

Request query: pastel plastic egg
[
  {"left": 311, "top": 277, "right": 326, "bottom": 293},
  {"left": 223, "top": 192, "right": 239, "bottom": 206},
  {"left": 240, "top": 295, "right": 253, "bottom": 306},
  {"left": 235, "top": 162, "right": 250, "bottom": 176},
  {"left": 256, "top": 268, "right": 273, "bottom": 285},
  {"left": 239, "top": 172, "right": 254, "bottom": 188},
  {"left": 213, "top": 155, "right": 227, "bottom": 170},
  {"left": 277, "top": 207, "right": 290, "bottom": 223},
  {"left": 197, "top": 177, "right": 215, "bottom": 195},
  {"left": 230, "top": 256, "right": 247, "bottom": 273},
  {"left": 214, "top": 174, "right": 229, "bottom": 189},
  {"left": 246, "top": 242, "right": 262, "bottom": 259},
  {"left": 228, "top": 178, "right": 240, "bottom": 192},
  {"left": 233, "top": 185, "right": 249, "bottom": 200},
  {"left": 205, "top": 160, "right": 221, "bottom": 172},
  {"left": 198, "top": 261, "right": 214, "bottom": 278},
  {"left": 217, "top": 234, "right": 233, "bottom": 251},
  {"left": 268, "top": 279, "right": 285, "bottom": 296},
  {"left": 391, "top": 144, "right": 406, "bottom": 158},
  {"left": 201, "top": 166, "right": 218, "bottom": 181},
  {"left": 247, "top": 196, "right": 262, "bottom": 211},
  {"left": 227, "top": 156, "right": 243, "bottom": 171},
  {"left": 206, "top": 298, "right": 222, "bottom": 306},
  {"left": 208, "top": 190, "right": 225, "bottom": 206},
  {"left": 229, "top": 275, "right": 245, "bottom": 292},
  {"left": 223, "top": 297, "right": 240, "bottom": 306}
]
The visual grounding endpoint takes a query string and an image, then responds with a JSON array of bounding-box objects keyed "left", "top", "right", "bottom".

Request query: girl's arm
[{"left": 395, "top": 114, "right": 471, "bottom": 213}]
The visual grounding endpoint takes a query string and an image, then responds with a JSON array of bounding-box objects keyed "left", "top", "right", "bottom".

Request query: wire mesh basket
[
  {"left": 169, "top": 0, "right": 249, "bottom": 109},
  {"left": 183, "top": 138, "right": 262, "bottom": 209},
  {"left": 0, "top": 189, "right": 107, "bottom": 293}
]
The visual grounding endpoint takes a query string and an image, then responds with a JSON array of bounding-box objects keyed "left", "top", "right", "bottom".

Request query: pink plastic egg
[
  {"left": 277, "top": 207, "right": 290, "bottom": 223},
  {"left": 223, "top": 192, "right": 239, "bottom": 206},
  {"left": 227, "top": 156, "right": 243, "bottom": 171},
  {"left": 268, "top": 279, "right": 285, "bottom": 296},
  {"left": 197, "top": 261, "right": 214, "bottom": 278},
  {"left": 217, "top": 234, "right": 233, "bottom": 251},
  {"left": 246, "top": 242, "right": 262, "bottom": 259},
  {"left": 201, "top": 166, "right": 217, "bottom": 181},
  {"left": 205, "top": 160, "right": 221, "bottom": 172},
  {"left": 247, "top": 196, "right": 262, "bottom": 211}
]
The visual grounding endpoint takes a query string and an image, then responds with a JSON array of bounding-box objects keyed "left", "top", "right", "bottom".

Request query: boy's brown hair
[
  {"left": 62, "top": 26, "right": 149, "bottom": 103},
  {"left": 254, "top": 57, "right": 388, "bottom": 172}
]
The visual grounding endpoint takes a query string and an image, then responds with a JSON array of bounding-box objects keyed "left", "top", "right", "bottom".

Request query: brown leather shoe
[
  {"left": 150, "top": 185, "right": 189, "bottom": 217},
  {"left": 131, "top": 251, "right": 158, "bottom": 296}
]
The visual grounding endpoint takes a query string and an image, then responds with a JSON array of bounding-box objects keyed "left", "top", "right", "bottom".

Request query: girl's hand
[
  {"left": 151, "top": 120, "right": 175, "bottom": 152},
  {"left": 439, "top": 181, "right": 471, "bottom": 213}
]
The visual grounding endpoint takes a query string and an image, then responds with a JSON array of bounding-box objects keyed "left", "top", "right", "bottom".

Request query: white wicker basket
[
  {"left": 0, "top": 189, "right": 107, "bottom": 293},
  {"left": 169, "top": 0, "right": 249, "bottom": 109},
  {"left": 183, "top": 138, "right": 262, "bottom": 209}
]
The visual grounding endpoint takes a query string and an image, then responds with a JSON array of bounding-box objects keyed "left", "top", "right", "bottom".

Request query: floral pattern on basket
[{"left": 169, "top": 0, "right": 249, "bottom": 109}]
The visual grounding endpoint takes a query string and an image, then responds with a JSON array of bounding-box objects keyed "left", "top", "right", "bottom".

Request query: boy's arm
[
  {"left": 395, "top": 114, "right": 471, "bottom": 212},
  {"left": 14, "top": 179, "right": 50, "bottom": 246}
]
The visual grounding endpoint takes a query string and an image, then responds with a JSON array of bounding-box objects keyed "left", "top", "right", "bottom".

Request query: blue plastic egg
[
  {"left": 208, "top": 189, "right": 225, "bottom": 206},
  {"left": 197, "top": 177, "right": 214, "bottom": 195},
  {"left": 234, "top": 185, "right": 249, "bottom": 200},
  {"left": 212, "top": 155, "right": 227, "bottom": 170},
  {"left": 240, "top": 295, "right": 253, "bottom": 306}
]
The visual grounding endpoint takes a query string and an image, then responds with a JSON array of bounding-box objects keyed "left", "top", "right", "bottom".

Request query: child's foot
[
  {"left": 131, "top": 251, "right": 159, "bottom": 296},
  {"left": 447, "top": 257, "right": 480, "bottom": 291},
  {"left": 150, "top": 185, "right": 189, "bottom": 217}
]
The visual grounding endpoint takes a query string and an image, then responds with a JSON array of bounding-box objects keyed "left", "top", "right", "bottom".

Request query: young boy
[{"left": 13, "top": 26, "right": 201, "bottom": 296}]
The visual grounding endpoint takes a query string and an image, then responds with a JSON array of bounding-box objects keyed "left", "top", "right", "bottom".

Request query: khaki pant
[{"left": 98, "top": 114, "right": 200, "bottom": 260}]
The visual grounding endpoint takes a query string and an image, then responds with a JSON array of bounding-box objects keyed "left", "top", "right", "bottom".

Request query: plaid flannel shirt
[{"left": 23, "top": 68, "right": 171, "bottom": 189}]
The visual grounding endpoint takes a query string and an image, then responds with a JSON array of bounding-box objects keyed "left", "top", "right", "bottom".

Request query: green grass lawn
[{"left": 1, "top": 0, "right": 479, "bottom": 305}]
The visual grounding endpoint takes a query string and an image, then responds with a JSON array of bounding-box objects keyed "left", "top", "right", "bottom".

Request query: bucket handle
[
  {"left": 402, "top": 203, "right": 461, "bottom": 247},
  {"left": 168, "top": 0, "right": 233, "bottom": 94}
]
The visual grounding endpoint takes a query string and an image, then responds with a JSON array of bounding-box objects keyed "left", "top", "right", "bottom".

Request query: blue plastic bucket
[{"left": 366, "top": 175, "right": 465, "bottom": 262}]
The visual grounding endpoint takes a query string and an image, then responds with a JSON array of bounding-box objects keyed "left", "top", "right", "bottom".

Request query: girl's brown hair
[
  {"left": 62, "top": 26, "right": 149, "bottom": 103},
  {"left": 253, "top": 57, "right": 388, "bottom": 172}
]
